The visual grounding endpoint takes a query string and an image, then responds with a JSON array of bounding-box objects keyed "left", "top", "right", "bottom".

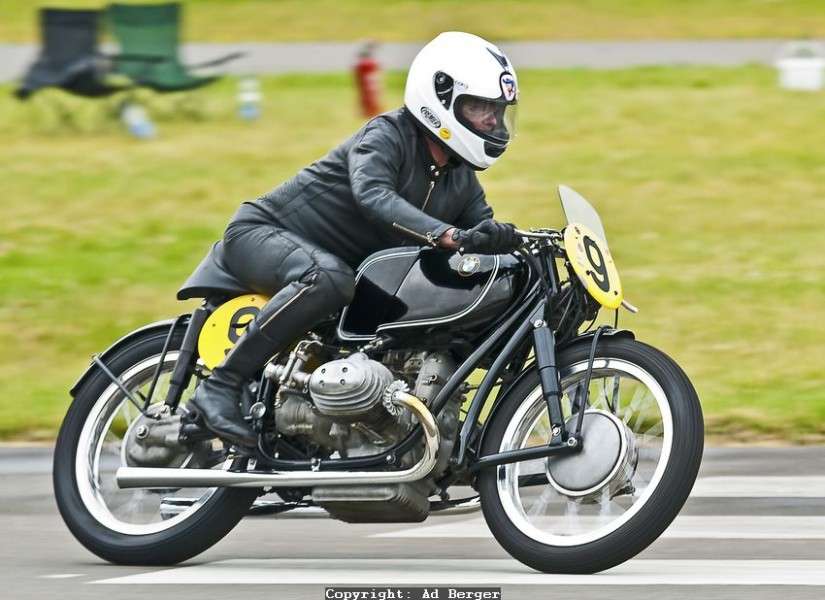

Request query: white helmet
[{"left": 404, "top": 31, "right": 518, "bottom": 170}]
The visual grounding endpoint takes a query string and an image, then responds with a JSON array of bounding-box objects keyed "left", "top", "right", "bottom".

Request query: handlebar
[
  {"left": 514, "top": 228, "right": 562, "bottom": 241},
  {"left": 462, "top": 228, "right": 560, "bottom": 251},
  {"left": 454, "top": 227, "right": 563, "bottom": 255}
]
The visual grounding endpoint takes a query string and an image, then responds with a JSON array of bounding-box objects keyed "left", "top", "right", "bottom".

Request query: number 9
[{"left": 583, "top": 236, "right": 611, "bottom": 293}]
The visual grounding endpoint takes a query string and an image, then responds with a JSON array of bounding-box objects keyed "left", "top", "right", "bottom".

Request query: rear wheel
[
  {"left": 53, "top": 328, "right": 259, "bottom": 565},
  {"left": 478, "top": 337, "right": 703, "bottom": 573}
]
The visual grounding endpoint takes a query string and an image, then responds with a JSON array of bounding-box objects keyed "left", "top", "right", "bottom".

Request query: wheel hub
[
  {"left": 545, "top": 409, "right": 638, "bottom": 503},
  {"left": 122, "top": 404, "right": 198, "bottom": 469}
]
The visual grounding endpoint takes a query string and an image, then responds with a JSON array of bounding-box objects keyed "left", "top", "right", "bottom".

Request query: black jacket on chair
[{"left": 15, "top": 8, "right": 129, "bottom": 100}]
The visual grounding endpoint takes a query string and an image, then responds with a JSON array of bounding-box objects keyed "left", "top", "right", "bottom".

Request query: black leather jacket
[{"left": 234, "top": 107, "right": 494, "bottom": 268}]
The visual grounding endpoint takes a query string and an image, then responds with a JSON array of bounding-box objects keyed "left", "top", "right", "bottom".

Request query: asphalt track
[
  {"left": 1, "top": 445, "right": 823, "bottom": 600},
  {"left": 0, "top": 38, "right": 803, "bottom": 83}
]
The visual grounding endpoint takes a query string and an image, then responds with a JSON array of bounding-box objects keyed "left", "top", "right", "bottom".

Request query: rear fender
[{"left": 69, "top": 317, "right": 189, "bottom": 397}]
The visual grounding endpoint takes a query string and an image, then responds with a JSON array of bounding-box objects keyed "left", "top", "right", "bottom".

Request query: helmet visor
[{"left": 455, "top": 95, "right": 517, "bottom": 145}]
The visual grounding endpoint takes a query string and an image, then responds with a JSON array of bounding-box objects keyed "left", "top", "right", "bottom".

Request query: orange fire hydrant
[{"left": 354, "top": 41, "right": 383, "bottom": 118}]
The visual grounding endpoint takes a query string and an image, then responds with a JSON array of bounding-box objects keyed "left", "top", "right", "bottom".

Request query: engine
[
  {"left": 264, "top": 343, "right": 463, "bottom": 522},
  {"left": 308, "top": 353, "right": 399, "bottom": 426}
]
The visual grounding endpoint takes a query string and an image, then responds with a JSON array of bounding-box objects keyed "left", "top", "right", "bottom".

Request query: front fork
[
  {"left": 532, "top": 318, "right": 616, "bottom": 447},
  {"left": 464, "top": 303, "right": 581, "bottom": 473},
  {"left": 531, "top": 318, "right": 574, "bottom": 447}
]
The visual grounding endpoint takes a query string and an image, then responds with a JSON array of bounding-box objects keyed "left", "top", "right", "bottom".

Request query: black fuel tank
[{"left": 338, "top": 247, "right": 526, "bottom": 341}]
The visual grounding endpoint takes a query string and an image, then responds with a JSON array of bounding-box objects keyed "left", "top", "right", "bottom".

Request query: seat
[
  {"left": 106, "top": 2, "right": 242, "bottom": 94},
  {"left": 14, "top": 8, "right": 130, "bottom": 101}
]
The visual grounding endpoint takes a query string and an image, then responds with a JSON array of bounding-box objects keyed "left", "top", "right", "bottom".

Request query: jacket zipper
[
  {"left": 420, "top": 180, "right": 435, "bottom": 212},
  {"left": 391, "top": 222, "right": 437, "bottom": 247},
  {"left": 393, "top": 169, "right": 440, "bottom": 246}
]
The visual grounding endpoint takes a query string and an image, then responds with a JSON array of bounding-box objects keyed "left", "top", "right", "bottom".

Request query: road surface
[{"left": 1, "top": 445, "right": 823, "bottom": 599}]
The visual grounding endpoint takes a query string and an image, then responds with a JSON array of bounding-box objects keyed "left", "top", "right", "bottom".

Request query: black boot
[{"left": 188, "top": 320, "right": 278, "bottom": 448}]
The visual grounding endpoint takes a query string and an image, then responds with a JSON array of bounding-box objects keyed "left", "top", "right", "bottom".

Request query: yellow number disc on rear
[
  {"left": 564, "top": 223, "right": 623, "bottom": 310},
  {"left": 198, "top": 295, "right": 269, "bottom": 370}
]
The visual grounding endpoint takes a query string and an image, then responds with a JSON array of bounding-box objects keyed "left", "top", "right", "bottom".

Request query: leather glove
[{"left": 452, "top": 219, "right": 521, "bottom": 254}]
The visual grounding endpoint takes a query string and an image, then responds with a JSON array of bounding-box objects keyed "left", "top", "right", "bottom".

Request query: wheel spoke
[
  {"left": 477, "top": 338, "right": 704, "bottom": 575},
  {"left": 630, "top": 468, "right": 651, "bottom": 495},
  {"left": 72, "top": 351, "right": 226, "bottom": 534},
  {"left": 561, "top": 499, "right": 583, "bottom": 534},
  {"left": 54, "top": 333, "right": 262, "bottom": 565},
  {"left": 492, "top": 357, "right": 675, "bottom": 546},
  {"left": 525, "top": 484, "right": 555, "bottom": 517}
]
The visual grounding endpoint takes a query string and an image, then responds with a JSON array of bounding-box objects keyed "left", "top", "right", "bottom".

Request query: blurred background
[{"left": 1, "top": 0, "right": 824, "bottom": 444}]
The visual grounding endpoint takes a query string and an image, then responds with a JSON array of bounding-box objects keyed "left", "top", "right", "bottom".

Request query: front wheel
[
  {"left": 478, "top": 337, "right": 704, "bottom": 573},
  {"left": 53, "top": 327, "right": 259, "bottom": 565}
]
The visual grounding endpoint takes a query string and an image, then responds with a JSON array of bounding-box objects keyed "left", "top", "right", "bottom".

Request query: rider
[{"left": 188, "top": 31, "right": 522, "bottom": 447}]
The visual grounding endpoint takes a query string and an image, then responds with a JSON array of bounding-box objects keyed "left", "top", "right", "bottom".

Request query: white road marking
[
  {"left": 41, "top": 574, "right": 83, "bottom": 579},
  {"left": 235, "top": 476, "right": 825, "bottom": 520},
  {"left": 85, "top": 475, "right": 825, "bottom": 587},
  {"left": 90, "top": 558, "right": 825, "bottom": 586},
  {"left": 265, "top": 475, "right": 825, "bottom": 517},
  {"left": 690, "top": 476, "right": 825, "bottom": 498},
  {"left": 665, "top": 516, "right": 825, "bottom": 539},
  {"left": 372, "top": 515, "right": 825, "bottom": 539}
]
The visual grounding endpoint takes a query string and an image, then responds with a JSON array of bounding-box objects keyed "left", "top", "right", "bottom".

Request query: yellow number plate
[
  {"left": 564, "top": 223, "right": 623, "bottom": 310},
  {"left": 198, "top": 294, "right": 269, "bottom": 370}
]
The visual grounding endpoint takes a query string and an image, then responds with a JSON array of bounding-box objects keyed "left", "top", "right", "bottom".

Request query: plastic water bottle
[
  {"left": 237, "top": 76, "right": 262, "bottom": 120},
  {"left": 120, "top": 102, "right": 156, "bottom": 139}
]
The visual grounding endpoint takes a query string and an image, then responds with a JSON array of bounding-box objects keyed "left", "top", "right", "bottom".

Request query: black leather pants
[{"left": 223, "top": 218, "right": 356, "bottom": 352}]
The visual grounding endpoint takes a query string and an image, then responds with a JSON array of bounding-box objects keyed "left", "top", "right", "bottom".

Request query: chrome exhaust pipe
[{"left": 117, "top": 391, "right": 439, "bottom": 489}]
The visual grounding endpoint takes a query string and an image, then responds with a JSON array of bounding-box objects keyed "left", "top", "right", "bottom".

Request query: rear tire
[
  {"left": 53, "top": 328, "right": 258, "bottom": 565},
  {"left": 478, "top": 337, "right": 703, "bottom": 573}
]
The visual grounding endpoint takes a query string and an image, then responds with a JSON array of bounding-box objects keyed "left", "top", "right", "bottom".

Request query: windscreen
[{"left": 558, "top": 185, "right": 608, "bottom": 244}]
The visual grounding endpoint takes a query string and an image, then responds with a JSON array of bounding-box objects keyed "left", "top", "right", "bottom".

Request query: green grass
[
  {"left": 2, "top": 0, "right": 825, "bottom": 42},
  {"left": 2, "top": 64, "right": 825, "bottom": 444}
]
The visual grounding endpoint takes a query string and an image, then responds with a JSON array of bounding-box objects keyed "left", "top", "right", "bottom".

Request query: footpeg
[{"left": 178, "top": 409, "right": 215, "bottom": 444}]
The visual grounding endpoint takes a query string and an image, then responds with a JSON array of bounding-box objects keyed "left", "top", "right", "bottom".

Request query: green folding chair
[{"left": 106, "top": 2, "right": 242, "bottom": 93}]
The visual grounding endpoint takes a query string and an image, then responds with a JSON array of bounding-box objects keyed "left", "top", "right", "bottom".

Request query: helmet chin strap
[
  {"left": 424, "top": 132, "right": 475, "bottom": 170},
  {"left": 423, "top": 136, "right": 449, "bottom": 168},
  {"left": 404, "top": 107, "right": 483, "bottom": 170}
]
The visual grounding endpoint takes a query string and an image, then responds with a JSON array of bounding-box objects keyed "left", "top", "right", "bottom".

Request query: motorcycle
[{"left": 53, "top": 185, "right": 704, "bottom": 574}]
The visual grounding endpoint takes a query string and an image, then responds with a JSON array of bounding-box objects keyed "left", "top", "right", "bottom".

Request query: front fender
[
  {"left": 473, "top": 327, "right": 635, "bottom": 458},
  {"left": 556, "top": 327, "right": 635, "bottom": 352},
  {"left": 69, "top": 316, "right": 190, "bottom": 397}
]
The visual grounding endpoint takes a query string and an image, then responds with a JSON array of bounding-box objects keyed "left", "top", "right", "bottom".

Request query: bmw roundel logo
[{"left": 457, "top": 256, "right": 481, "bottom": 276}]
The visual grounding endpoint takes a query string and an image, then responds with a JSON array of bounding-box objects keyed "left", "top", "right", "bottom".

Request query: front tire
[
  {"left": 53, "top": 328, "right": 259, "bottom": 565},
  {"left": 478, "top": 337, "right": 704, "bottom": 573}
]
